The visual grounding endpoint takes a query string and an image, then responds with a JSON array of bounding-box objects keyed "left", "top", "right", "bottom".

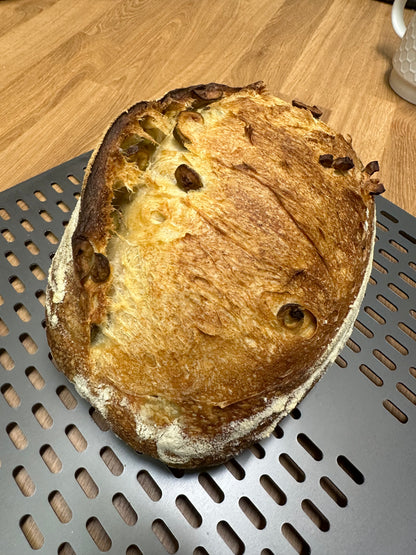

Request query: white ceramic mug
[{"left": 389, "top": 0, "right": 416, "bottom": 104}]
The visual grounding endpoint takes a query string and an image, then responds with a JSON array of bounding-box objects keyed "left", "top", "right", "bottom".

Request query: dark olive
[
  {"left": 90, "top": 253, "right": 111, "bottom": 283},
  {"left": 367, "top": 179, "right": 385, "bottom": 196},
  {"left": 193, "top": 85, "right": 223, "bottom": 101},
  {"left": 332, "top": 157, "right": 354, "bottom": 171},
  {"left": 191, "top": 84, "right": 224, "bottom": 107},
  {"left": 319, "top": 154, "right": 334, "bottom": 168},
  {"left": 292, "top": 99, "right": 323, "bottom": 119},
  {"left": 175, "top": 164, "right": 203, "bottom": 192},
  {"left": 363, "top": 160, "right": 380, "bottom": 176}
]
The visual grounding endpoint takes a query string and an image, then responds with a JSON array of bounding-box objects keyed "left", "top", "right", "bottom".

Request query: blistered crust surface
[{"left": 46, "top": 83, "right": 378, "bottom": 467}]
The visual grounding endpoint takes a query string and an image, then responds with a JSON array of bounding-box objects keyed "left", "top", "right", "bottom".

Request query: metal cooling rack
[{"left": 0, "top": 152, "right": 415, "bottom": 555}]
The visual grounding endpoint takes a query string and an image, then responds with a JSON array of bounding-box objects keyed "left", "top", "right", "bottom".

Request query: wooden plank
[{"left": 0, "top": 0, "right": 414, "bottom": 216}]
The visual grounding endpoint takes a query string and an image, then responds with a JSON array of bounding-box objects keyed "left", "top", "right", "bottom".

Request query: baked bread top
[{"left": 46, "top": 82, "right": 382, "bottom": 467}]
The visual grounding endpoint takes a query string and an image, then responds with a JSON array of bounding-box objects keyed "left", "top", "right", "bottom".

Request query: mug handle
[{"left": 392, "top": 0, "right": 408, "bottom": 38}]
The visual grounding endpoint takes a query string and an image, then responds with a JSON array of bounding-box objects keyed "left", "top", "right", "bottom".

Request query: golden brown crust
[{"left": 46, "top": 82, "right": 379, "bottom": 468}]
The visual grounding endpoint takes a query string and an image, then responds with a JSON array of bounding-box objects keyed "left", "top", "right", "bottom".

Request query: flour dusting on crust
[
  {"left": 73, "top": 374, "right": 113, "bottom": 419},
  {"left": 46, "top": 201, "right": 80, "bottom": 326}
]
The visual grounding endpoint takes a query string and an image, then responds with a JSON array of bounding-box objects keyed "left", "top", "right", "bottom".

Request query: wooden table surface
[{"left": 0, "top": 0, "right": 415, "bottom": 217}]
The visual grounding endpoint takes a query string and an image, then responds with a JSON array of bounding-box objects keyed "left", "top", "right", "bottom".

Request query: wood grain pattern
[{"left": 0, "top": 0, "right": 415, "bottom": 218}]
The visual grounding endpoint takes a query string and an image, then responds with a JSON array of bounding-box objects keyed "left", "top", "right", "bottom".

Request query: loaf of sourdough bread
[{"left": 45, "top": 82, "right": 383, "bottom": 468}]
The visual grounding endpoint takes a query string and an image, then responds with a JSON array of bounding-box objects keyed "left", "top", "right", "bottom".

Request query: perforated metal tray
[{"left": 0, "top": 152, "right": 415, "bottom": 555}]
